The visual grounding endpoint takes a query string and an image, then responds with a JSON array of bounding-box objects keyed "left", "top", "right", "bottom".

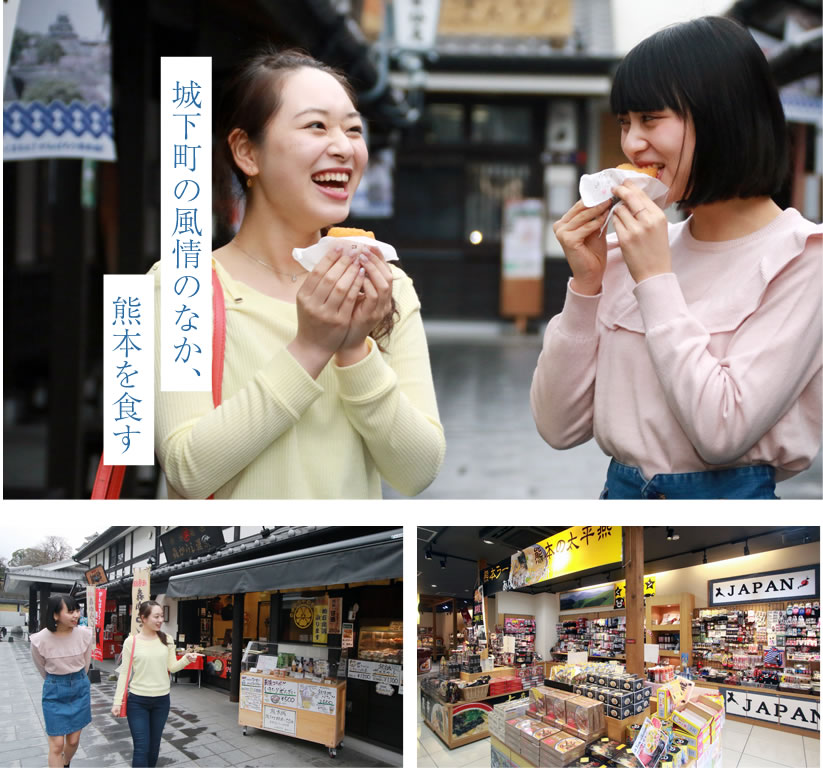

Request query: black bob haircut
[
  {"left": 610, "top": 16, "right": 789, "bottom": 210},
  {"left": 46, "top": 594, "right": 80, "bottom": 632}
]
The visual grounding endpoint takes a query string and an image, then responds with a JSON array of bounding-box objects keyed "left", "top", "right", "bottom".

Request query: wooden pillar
[
  {"left": 452, "top": 598, "right": 457, "bottom": 652},
  {"left": 229, "top": 591, "right": 244, "bottom": 702},
  {"left": 28, "top": 584, "right": 39, "bottom": 634},
  {"left": 38, "top": 583, "right": 52, "bottom": 633},
  {"left": 624, "top": 526, "right": 645, "bottom": 677}
]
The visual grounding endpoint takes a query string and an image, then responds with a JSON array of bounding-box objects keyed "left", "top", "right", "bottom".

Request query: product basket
[{"left": 461, "top": 683, "right": 489, "bottom": 701}]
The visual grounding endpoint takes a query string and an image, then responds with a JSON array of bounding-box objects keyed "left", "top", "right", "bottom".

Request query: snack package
[
  {"left": 578, "top": 167, "right": 669, "bottom": 235},
  {"left": 292, "top": 232, "right": 398, "bottom": 271}
]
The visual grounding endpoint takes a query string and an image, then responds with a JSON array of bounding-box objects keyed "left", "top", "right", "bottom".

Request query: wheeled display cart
[{"left": 238, "top": 671, "right": 346, "bottom": 758}]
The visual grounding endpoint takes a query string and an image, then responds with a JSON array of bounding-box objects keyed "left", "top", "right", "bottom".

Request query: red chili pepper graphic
[{"left": 800, "top": 577, "right": 809, "bottom": 587}]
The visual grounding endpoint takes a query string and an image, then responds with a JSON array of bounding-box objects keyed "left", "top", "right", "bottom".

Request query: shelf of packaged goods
[
  {"left": 658, "top": 650, "right": 681, "bottom": 658},
  {"left": 650, "top": 624, "right": 681, "bottom": 632}
]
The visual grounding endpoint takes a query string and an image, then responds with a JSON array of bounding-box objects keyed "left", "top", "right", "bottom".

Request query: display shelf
[{"left": 645, "top": 593, "right": 694, "bottom": 667}]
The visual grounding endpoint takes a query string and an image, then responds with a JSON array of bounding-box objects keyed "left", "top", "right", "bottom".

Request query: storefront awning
[{"left": 164, "top": 529, "right": 403, "bottom": 598}]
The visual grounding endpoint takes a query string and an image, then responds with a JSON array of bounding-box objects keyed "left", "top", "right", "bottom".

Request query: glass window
[
  {"left": 394, "top": 163, "right": 463, "bottom": 241},
  {"left": 470, "top": 105, "right": 532, "bottom": 144},
  {"left": 465, "top": 162, "right": 532, "bottom": 242},
  {"left": 423, "top": 103, "right": 464, "bottom": 144}
]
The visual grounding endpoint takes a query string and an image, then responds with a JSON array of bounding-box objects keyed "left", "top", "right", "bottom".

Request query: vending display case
[
  {"left": 241, "top": 641, "right": 279, "bottom": 674},
  {"left": 357, "top": 625, "right": 402, "bottom": 664}
]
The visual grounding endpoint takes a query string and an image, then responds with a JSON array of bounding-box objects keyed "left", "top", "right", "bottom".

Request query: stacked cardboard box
[{"left": 539, "top": 731, "right": 587, "bottom": 766}]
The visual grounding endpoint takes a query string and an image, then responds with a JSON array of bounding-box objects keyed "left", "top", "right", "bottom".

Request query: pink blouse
[
  {"left": 30, "top": 626, "right": 94, "bottom": 678},
  {"left": 531, "top": 208, "right": 822, "bottom": 482}
]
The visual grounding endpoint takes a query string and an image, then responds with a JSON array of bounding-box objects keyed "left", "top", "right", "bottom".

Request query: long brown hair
[
  {"left": 216, "top": 48, "right": 398, "bottom": 347},
  {"left": 138, "top": 600, "right": 170, "bottom": 647}
]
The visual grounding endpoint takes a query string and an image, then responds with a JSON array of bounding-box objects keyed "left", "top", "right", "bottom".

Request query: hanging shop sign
[
  {"left": 84, "top": 565, "right": 108, "bottom": 585},
  {"left": 438, "top": 0, "right": 572, "bottom": 39},
  {"left": 481, "top": 561, "right": 511, "bottom": 596},
  {"left": 290, "top": 599, "right": 315, "bottom": 631},
  {"left": 86, "top": 586, "right": 96, "bottom": 629},
  {"left": 709, "top": 565, "right": 819, "bottom": 607},
  {"left": 394, "top": 0, "right": 441, "bottom": 50},
  {"left": 502, "top": 198, "right": 545, "bottom": 279},
  {"left": 342, "top": 623, "right": 354, "bottom": 648},
  {"left": 160, "top": 526, "right": 225, "bottom": 565},
  {"left": 130, "top": 567, "right": 151, "bottom": 636},
  {"left": 613, "top": 575, "right": 656, "bottom": 609},
  {"left": 509, "top": 526, "right": 623, "bottom": 590},
  {"left": 313, "top": 598, "right": 329, "bottom": 644},
  {"left": 92, "top": 586, "right": 107, "bottom": 660},
  {"left": 347, "top": 659, "right": 402, "bottom": 686},
  {"left": 3, "top": 0, "right": 116, "bottom": 161},
  {"left": 723, "top": 687, "right": 819, "bottom": 731},
  {"left": 328, "top": 598, "right": 342, "bottom": 635}
]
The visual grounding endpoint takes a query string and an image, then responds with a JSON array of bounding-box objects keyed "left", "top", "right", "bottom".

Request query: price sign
[
  {"left": 298, "top": 683, "right": 337, "bottom": 715},
  {"left": 347, "top": 659, "right": 402, "bottom": 686},
  {"left": 263, "top": 678, "right": 298, "bottom": 708}
]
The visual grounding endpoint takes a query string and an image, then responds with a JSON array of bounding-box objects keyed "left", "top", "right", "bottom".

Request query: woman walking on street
[
  {"left": 111, "top": 601, "right": 197, "bottom": 767},
  {"left": 531, "top": 16, "right": 822, "bottom": 499},
  {"left": 30, "top": 595, "right": 94, "bottom": 768}
]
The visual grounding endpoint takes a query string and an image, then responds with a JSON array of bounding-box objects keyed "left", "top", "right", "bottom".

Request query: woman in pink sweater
[
  {"left": 30, "top": 595, "right": 94, "bottom": 768},
  {"left": 531, "top": 16, "right": 822, "bottom": 498}
]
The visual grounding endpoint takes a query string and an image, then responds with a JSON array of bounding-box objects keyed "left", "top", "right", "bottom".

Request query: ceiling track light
[
  {"left": 666, "top": 527, "right": 680, "bottom": 541},
  {"left": 440, "top": 557, "right": 447, "bottom": 569},
  {"left": 424, "top": 547, "right": 432, "bottom": 560},
  {"left": 744, "top": 539, "right": 750, "bottom": 556},
  {"left": 702, "top": 549, "right": 708, "bottom": 565}
]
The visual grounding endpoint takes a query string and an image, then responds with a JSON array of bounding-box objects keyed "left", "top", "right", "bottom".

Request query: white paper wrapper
[
  {"left": 579, "top": 168, "right": 670, "bottom": 235},
  {"left": 292, "top": 236, "right": 398, "bottom": 272}
]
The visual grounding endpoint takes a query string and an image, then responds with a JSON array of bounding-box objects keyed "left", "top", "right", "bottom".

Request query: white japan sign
[
  {"left": 723, "top": 688, "right": 819, "bottom": 731},
  {"left": 709, "top": 566, "right": 818, "bottom": 606},
  {"left": 394, "top": 0, "right": 441, "bottom": 50}
]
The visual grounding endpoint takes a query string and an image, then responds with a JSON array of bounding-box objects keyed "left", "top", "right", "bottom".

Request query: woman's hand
[
  {"left": 287, "top": 246, "right": 366, "bottom": 377},
  {"left": 111, "top": 704, "right": 120, "bottom": 717},
  {"left": 185, "top": 653, "right": 198, "bottom": 664},
  {"left": 611, "top": 181, "right": 672, "bottom": 283},
  {"left": 335, "top": 246, "right": 394, "bottom": 367},
  {"left": 553, "top": 198, "right": 612, "bottom": 295}
]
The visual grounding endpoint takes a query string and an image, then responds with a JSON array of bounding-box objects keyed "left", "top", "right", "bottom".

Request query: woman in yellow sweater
[
  {"left": 111, "top": 602, "right": 197, "bottom": 767},
  {"left": 152, "top": 49, "right": 445, "bottom": 498}
]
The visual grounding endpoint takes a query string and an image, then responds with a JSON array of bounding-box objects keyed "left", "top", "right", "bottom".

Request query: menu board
[
  {"left": 263, "top": 706, "right": 296, "bottom": 735},
  {"left": 263, "top": 678, "right": 298, "bottom": 708},
  {"left": 298, "top": 683, "right": 337, "bottom": 715},
  {"left": 313, "top": 601, "right": 329, "bottom": 644},
  {"left": 328, "top": 598, "right": 343, "bottom": 634},
  {"left": 347, "top": 659, "right": 402, "bottom": 686},
  {"left": 240, "top": 675, "right": 262, "bottom": 713}
]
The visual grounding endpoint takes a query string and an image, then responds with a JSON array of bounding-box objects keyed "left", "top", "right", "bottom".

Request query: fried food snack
[
  {"left": 327, "top": 226, "right": 375, "bottom": 238},
  {"left": 616, "top": 163, "right": 658, "bottom": 177}
]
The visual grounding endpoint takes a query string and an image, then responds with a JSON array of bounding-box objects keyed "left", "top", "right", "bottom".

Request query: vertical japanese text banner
[
  {"left": 161, "top": 57, "right": 212, "bottom": 392},
  {"left": 92, "top": 586, "right": 107, "bottom": 660},
  {"left": 104, "top": 275, "right": 155, "bottom": 464},
  {"left": 131, "top": 567, "right": 151, "bottom": 636}
]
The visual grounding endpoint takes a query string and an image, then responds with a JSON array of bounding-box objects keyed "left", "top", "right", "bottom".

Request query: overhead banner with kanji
[
  {"left": 508, "top": 526, "right": 622, "bottom": 590},
  {"left": 3, "top": 0, "right": 116, "bottom": 161},
  {"left": 131, "top": 567, "right": 150, "bottom": 636}
]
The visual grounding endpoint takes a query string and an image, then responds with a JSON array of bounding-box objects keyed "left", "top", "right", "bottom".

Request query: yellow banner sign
[
  {"left": 313, "top": 598, "right": 329, "bottom": 644},
  {"left": 614, "top": 576, "right": 656, "bottom": 608},
  {"left": 509, "top": 526, "right": 622, "bottom": 589}
]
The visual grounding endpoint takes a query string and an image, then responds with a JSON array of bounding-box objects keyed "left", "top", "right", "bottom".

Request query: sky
[
  {"left": 613, "top": 0, "right": 735, "bottom": 53},
  {"left": 13, "top": 0, "right": 108, "bottom": 41},
  {"left": 0, "top": 525, "right": 94, "bottom": 562}
]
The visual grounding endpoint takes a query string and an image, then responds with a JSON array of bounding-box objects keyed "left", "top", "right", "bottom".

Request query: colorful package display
[
  {"left": 589, "top": 738, "right": 645, "bottom": 767},
  {"left": 564, "top": 696, "right": 606, "bottom": 736},
  {"left": 540, "top": 731, "right": 587, "bottom": 765}
]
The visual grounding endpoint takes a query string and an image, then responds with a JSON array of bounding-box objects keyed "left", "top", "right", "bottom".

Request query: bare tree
[{"left": 9, "top": 537, "right": 73, "bottom": 567}]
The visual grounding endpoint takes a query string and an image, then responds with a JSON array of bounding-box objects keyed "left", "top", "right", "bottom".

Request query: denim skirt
[
  {"left": 600, "top": 459, "right": 778, "bottom": 499},
  {"left": 42, "top": 670, "right": 92, "bottom": 736}
]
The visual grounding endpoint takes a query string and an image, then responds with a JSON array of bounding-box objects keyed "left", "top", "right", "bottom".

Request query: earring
[{"left": 246, "top": 177, "right": 254, "bottom": 189}]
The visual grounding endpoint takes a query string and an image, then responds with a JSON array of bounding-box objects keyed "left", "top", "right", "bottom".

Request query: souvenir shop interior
[{"left": 417, "top": 525, "right": 820, "bottom": 768}]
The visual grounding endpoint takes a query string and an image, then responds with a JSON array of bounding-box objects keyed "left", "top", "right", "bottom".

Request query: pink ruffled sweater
[{"left": 531, "top": 208, "right": 822, "bottom": 482}]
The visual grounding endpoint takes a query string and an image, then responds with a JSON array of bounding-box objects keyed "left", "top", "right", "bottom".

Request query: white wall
[
  {"left": 495, "top": 591, "right": 561, "bottom": 659},
  {"left": 156, "top": 594, "right": 178, "bottom": 639},
  {"left": 131, "top": 527, "right": 155, "bottom": 567},
  {"left": 650, "top": 541, "right": 820, "bottom": 608}
]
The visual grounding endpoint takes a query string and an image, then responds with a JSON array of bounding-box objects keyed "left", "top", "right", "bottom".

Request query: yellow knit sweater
[
  {"left": 113, "top": 635, "right": 190, "bottom": 706},
  {"left": 151, "top": 258, "right": 445, "bottom": 498}
]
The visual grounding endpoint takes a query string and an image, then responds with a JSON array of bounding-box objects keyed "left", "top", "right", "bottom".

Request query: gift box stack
[
  {"left": 588, "top": 737, "right": 645, "bottom": 767},
  {"left": 490, "top": 675, "right": 523, "bottom": 696},
  {"left": 489, "top": 698, "right": 530, "bottom": 742},
  {"left": 539, "top": 731, "right": 588, "bottom": 766},
  {"left": 517, "top": 663, "right": 546, "bottom": 690},
  {"left": 520, "top": 719, "right": 560, "bottom": 764},
  {"left": 572, "top": 669, "right": 651, "bottom": 719}
]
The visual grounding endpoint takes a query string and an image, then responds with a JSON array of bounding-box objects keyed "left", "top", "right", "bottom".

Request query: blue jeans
[
  {"left": 600, "top": 459, "right": 778, "bottom": 499},
  {"left": 126, "top": 693, "right": 170, "bottom": 767}
]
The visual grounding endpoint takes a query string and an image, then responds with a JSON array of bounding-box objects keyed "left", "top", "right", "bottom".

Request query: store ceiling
[{"left": 417, "top": 526, "right": 820, "bottom": 601}]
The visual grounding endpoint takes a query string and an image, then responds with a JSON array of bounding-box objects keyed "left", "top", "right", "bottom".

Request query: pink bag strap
[{"left": 92, "top": 267, "right": 227, "bottom": 499}]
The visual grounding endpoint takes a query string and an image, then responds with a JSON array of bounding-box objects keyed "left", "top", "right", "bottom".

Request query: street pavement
[
  {"left": 0, "top": 639, "right": 396, "bottom": 768},
  {"left": 384, "top": 322, "right": 823, "bottom": 499}
]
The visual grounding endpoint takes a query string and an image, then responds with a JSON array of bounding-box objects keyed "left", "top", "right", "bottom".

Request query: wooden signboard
[{"left": 239, "top": 672, "right": 346, "bottom": 751}]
